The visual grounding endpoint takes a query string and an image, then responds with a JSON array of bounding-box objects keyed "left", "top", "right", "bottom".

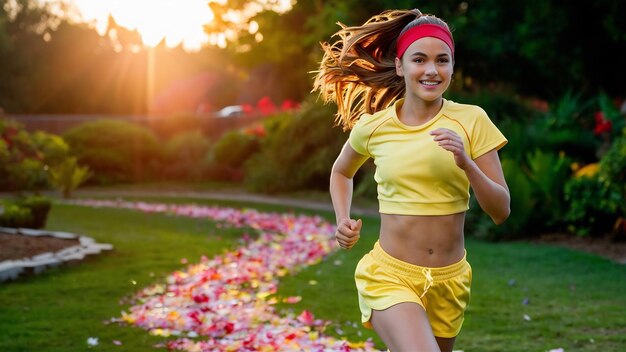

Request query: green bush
[
  {"left": 244, "top": 101, "right": 346, "bottom": 194},
  {"left": 527, "top": 91, "right": 599, "bottom": 163},
  {"left": 598, "top": 134, "right": 626, "bottom": 201},
  {"left": 16, "top": 195, "right": 52, "bottom": 229},
  {"left": 162, "top": 131, "right": 212, "bottom": 180},
  {"left": 467, "top": 151, "right": 571, "bottom": 240},
  {"left": 0, "top": 196, "right": 52, "bottom": 229},
  {"left": 564, "top": 175, "right": 622, "bottom": 236},
  {"left": 213, "top": 130, "right": 260, "bottom": 169},
  {"left": 203, "top": 130, "right": 262, "bottom": 182},
  {"left": 63, "top": 119, "right": 163, "bottom": 184},
  {"left": 4, "top": 158, "right": 49, "bottom": 193},
  {"left": 597, "top": 134, "right": 626, "bottom": 235},
  {"left": 202, "top": 159, "right": 239, "bottom": 181},
  {"left": 562, "top": 132, "right": 626, "bottom": 237},
  {"left": 525, "top": 149, "right": 571, "bottom": 228},
  {"left": 0, "top": 119, "right": 70, "bottom": 192},
  {"left": 31, "top": 131, "right": 70, "bottom": 167},
  {"left": 0, "top": 202, "right": 34, "bottom": 228}
]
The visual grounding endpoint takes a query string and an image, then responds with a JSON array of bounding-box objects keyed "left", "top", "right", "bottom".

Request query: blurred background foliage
[
  {"left": 0, "top": 0, "right": 625, "bottom": 113},
  {"left": 1, "top": 0, "right": 625, "bottom": 240}
]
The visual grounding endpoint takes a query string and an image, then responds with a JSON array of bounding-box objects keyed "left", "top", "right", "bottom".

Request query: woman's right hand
[{"left": 335, "top": 218, "right": 362, "bottom": 250}]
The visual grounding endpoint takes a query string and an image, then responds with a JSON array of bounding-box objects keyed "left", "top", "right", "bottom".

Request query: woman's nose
[{"left": 425, "top": 63, "right": 438, "bottom": 76}]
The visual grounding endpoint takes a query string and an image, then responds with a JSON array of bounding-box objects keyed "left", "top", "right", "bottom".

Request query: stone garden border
[{"left": 0, "top": 226, "right": 113, "bottom": 282}]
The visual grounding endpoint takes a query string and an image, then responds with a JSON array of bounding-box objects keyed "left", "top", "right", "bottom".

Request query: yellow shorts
[{"left": 355, "top": 241, "right": 472, "bottom": 338}]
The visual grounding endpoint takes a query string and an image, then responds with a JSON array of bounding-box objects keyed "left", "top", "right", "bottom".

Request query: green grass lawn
[{"left": 1, "top": 196, "right": 625, "bottom": 351}]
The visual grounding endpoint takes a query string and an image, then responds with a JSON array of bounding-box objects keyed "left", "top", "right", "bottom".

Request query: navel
[{"left": 428, "top": 248, "right": 434, "bottom": 255}]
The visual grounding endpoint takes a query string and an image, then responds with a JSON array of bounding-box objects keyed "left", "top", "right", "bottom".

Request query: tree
[
  {"left": 206, "top": 0, "right": 626, "bottom": 102},
  {"left": 0, "top": 0, "right": 58, "bottom": 112}
]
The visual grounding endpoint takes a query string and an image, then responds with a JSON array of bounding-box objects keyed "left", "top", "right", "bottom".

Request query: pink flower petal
[{"left": 68, "top": 199, "right": 378, "bottom": 351}]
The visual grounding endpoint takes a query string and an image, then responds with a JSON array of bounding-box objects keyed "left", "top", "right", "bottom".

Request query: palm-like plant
[{"left": 48, "top": 157, "right": 92, "bottom": 198}]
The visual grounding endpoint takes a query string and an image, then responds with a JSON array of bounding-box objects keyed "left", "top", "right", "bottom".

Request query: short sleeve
[
  {"left": 470, "top": 108, "right": 508, "bottom": 159},
  {"left": 348, "top": 115, "right": 372, "bottom": 157}
]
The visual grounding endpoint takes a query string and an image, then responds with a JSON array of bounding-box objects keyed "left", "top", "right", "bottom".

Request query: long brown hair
[{"left": 312, "top": 9, "right": 451, "bottom": 130}]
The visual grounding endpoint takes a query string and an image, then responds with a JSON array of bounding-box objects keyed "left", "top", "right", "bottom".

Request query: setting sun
[{"left": 47, "top": 0, "right": 217, "bottom": 51}]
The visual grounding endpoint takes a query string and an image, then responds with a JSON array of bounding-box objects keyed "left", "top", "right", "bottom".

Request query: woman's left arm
[
  {"left": 463, "top": 150, "right": 510, "bottom": 224},
  {"left": 431, "top": 128, "right": 510, "bottom": 224}
]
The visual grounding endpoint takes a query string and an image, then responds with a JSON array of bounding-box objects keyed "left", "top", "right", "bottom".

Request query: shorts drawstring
[{"left": 420, "top": 268, "right": 433, "bottom": 298}]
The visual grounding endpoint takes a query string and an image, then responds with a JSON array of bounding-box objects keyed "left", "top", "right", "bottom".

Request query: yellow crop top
[{"left": 349, "top": 98, "right": 508, "bottom": 215}]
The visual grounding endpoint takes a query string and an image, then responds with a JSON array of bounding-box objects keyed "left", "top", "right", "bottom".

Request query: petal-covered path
[{"left": 68, "top": 199, "right": 380, "bottom": 352}]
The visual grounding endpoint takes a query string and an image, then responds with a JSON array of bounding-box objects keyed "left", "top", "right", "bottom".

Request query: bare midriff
[{"left": 379, "top": 212, "right": 466, "bottom": 268}]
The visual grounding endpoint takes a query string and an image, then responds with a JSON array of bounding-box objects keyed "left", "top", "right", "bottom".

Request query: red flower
[
  {"left": 188, "top": 310, "right": 203, "bottom": 325},
  {"left": 257, "top": 96, "right": 277, "bottom": 116},
  {"left": 224, "top": 321, "right": 234, "bottom": 334},
  {"left": 192, "top": 293, "right": 210, "bottom": 304},
  {"left": 593, "top": 111, "right": 612, "bottom": 135}
]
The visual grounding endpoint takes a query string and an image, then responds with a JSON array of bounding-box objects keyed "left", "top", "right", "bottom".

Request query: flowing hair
[{"left": 312, "top": 9, "right": 450, "bottom": 130}]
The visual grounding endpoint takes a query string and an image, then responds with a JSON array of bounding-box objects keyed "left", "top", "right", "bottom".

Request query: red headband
[{"left": 396, "top": 24, "right": 455, "bottom": 59}]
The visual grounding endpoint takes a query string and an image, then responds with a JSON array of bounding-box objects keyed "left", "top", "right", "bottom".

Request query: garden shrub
[
  {"left": 497, "top": 119, "right": 533, "bottom": 164},
  {"left": 598, "top": 134, "right": 626, "bottom": 200},
  {"left": 564, "top": 175, "right": 622, "bottom": 236},
  {"left": 527, "top": 91, "right": 599, "bottom": 163},
  {"left": 598, "top": 133, "right": 626, "bottom": 236},
  {"left": 63, "top": 119, "right": 163, "bottom": 184},
  {"left": 203, "top": 130, "right": 261, "bottom": 182},
  {"left": 0, "top": 118, "right": 70, "bottom": 192},
  {"left": 213, "top": 130, "right": 260, "bottom": 169},
  {"left": 465, "top": 91, "right": 620, "bottom": 240},
  {"left": 562, "top": 130, "right": 625, "bottom": 237},
  {"left": 525, "top": 149, "right": 571, "bottom": 228},
  {"left": 244, "top": 101, "right": 346, "bottom": 194},
  {"left": 162, "top": 131, "right": 212, "bottom": 180},
  {"left": 4, "top": 158, "right": 49, "bottom": 193},
  {"left": 0, "top": 202, "right": 33, "bottom": 228},
  {"left": 31, "top": 131, "right": 70, "bottom": 167},
  {"left": 0, "top": 196, "right": 52, "bottom": 229},
  {"left": 466, "top": 150, "right": 571, "bottom": 240},
  {"left": 15, "top": 195, "right": 52, "bottom": 229},
  {"left": 203, "top": 160, "right": 240, "bottom": 181}
]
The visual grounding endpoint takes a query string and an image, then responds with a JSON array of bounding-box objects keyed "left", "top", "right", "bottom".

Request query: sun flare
[{"left": 49, "top": 0, "right": 217, "bottom": 51}]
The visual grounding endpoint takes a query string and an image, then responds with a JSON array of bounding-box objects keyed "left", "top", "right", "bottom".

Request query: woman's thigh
[{"left": 370, "top": 302, "right": 441, "bottom": 352}]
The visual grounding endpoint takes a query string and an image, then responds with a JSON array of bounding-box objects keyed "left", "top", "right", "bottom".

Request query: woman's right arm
[{"left": 330, "top": 141, "right": 369, "bottom": 249}]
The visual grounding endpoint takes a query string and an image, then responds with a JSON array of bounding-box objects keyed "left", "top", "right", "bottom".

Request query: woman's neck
[{"left": 398, "top": 96, "right": 444, "bottom": 126}]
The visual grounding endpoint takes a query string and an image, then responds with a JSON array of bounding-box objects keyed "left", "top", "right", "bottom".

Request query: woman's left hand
[{"left": 430, "top": 128, "right": 472, "bottom": 169}]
